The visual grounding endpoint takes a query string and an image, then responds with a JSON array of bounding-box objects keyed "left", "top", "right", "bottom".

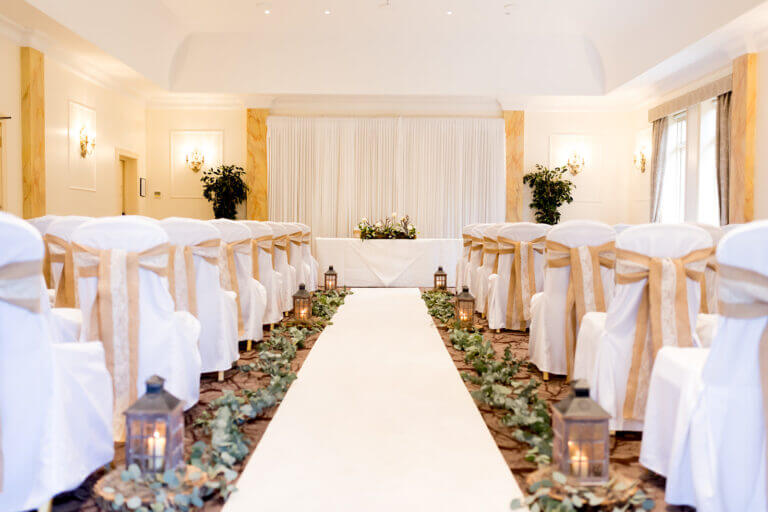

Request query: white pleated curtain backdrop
[{"left": 267, "top": 116, "right": 505, "bottom": 238}]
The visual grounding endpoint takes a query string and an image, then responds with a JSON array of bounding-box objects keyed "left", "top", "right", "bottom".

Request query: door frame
[{"left": 115, "top": 148, "right": 140, "bottom": 215}]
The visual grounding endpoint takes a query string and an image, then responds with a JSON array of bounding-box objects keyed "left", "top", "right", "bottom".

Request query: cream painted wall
[
  {"left": 523, "top": 110, "right": 650, "bottom": 225},
  {"left": 45, "top": 58, "right": 148, "bottom": 217},
  {"left": 145, "top": 108, "right": 246, "bottom": 219},
  {"left": 0, "top": 34, "right": 22, "bottom": 215}
]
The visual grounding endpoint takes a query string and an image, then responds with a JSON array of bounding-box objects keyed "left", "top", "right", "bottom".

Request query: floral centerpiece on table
[{"left": 357, "top": 213, "right": 417, "bottom": 240}]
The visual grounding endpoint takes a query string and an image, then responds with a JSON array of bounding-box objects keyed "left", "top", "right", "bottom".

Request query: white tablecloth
[{"left": 315, "top": 238, "right": 461, "bottom": 287}]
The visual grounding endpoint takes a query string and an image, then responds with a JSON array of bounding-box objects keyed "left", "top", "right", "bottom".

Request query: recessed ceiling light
[
  {"left": 324, "top": 9, "right": 332, "bottom": 15},
  {"left": 446, "top": 10, "right": 453, "bottom": 15},
  {"left": 264, "top": 9, "right": 270, "bottom": 14}
]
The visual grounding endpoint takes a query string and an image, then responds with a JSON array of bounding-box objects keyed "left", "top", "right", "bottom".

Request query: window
[
  {"left": 659, "top": 112, "right": 686, "bottom": 223},
  {"left": 698, "top": 99, "right": 719, "bottom": 225},
  {"left": 658, "top": 99, "right": 721, "bottom": 225}
]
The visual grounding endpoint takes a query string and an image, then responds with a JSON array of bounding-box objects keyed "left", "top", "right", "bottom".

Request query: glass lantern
[
  {"left": 455, "top": 286, "right": 475, "bottom": 328},
  {"left": 324, "top": 265, "right": 338, "bottom": 291},
  {"left": 293, "top": 283, "right": 312, "bottom": 321},
  {"left": 552, "top": 380, "right": 611, "bottom": 485},
  {"left": 124, "top": 375, "right": 184, "bottom": 475},
  {"left": 434, "top": 266, "right": 447, "bottom": 291}
]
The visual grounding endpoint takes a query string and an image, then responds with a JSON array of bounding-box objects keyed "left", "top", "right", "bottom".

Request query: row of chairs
[
  {"left": 458, "top": 218, "right": 763, "bottom": 509},
  {"left": 0, "top": 213, "right": 320, "bottom": 512}
]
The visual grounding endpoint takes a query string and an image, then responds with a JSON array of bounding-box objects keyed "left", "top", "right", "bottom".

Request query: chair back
[
  {"left": 45, "top": 216, "right": 91, "bottom": 294},
  {"left": 0, "top": 213, "right": 56, "bottom": 510},
  {"left": 605, "top": 223, "right": 711, "bottom": 420}
]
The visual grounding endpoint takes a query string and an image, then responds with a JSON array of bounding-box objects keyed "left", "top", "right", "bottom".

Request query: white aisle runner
[{"left": 224, "top": 288, "right": 524, "bottom": 512}]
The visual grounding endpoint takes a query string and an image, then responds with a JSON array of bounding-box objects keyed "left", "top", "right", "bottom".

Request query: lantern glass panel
[
  {"left": 455, "top": 286, "right": 475, "bottom": 328},
  {"left": 434, "top": 266, "right": 447, "bottom": 290},
  {"left": 293, "top": 284, "right": 312, "bottom": 321},
  {"left": 324, "top": 266, "right": 337, "bottom": 291},
  {"left": 552, "top": 381, "right": 610, "bottom": 485}
]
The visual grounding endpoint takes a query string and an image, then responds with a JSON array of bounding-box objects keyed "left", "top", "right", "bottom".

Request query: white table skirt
[{"left": 315, "top": 238, "right": 461, "bottom": 287}]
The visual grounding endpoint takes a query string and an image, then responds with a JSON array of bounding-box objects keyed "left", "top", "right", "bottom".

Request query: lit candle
[
  {"left": 568, "top": 441, "right": 588, "bottom": 478},
  {"left": 147, "top": 431, "right": 165, "bottom": 471}
]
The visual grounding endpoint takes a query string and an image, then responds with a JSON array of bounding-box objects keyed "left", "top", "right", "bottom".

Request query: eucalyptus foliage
[
  {"left": 200, "top": 165, "right": 249, "bottom": 219},
  {"left": 421, "top": 289, "right": 456, "bottom": 325},
  {"left": 523, "top": 164, "right": 575, "bottom": 225}
]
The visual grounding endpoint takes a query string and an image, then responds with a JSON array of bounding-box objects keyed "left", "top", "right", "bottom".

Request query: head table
[{"left": 315, "top": 238, "right": 461, "bottom": 288}]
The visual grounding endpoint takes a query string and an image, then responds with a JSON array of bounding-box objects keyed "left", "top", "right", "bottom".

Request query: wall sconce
[
  {"left": 186, "top": 148, "right": 205, "bottom": 172},
  {"left": 566, "top": 151, "right": 585, "bottom": 176},
  {"left": 79, "top": 126, "right": 95, "bottom": 158},
  {"left": 634, "top": 149, "right": 648, "bottom": 173}
]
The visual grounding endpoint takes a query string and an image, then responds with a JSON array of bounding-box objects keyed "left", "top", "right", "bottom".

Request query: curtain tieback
[
  {"left": 546, "top": 240, "right": 616, "bottom": 380},
  {"left": 167, "top": 239, "right": 220, "bottom": 318},
  {"left": 616, "top": 247, "right": 709, "bottom": 420},
  {"left": 717, "top": 262, "right": 768, "bottom": 502},
  {"left": 44, "top": 234, "right": 78, "bottom": 308}
]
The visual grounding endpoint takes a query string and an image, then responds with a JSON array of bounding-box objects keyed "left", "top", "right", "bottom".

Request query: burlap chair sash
[
  {"left": 699, "top": 248, "right": 718, "bottom": 314},
  {"left": 73, "top": 242, "right": 171, "bottom": 438},
  {"left": 470, "top": 236, "right": 484, "bottom": 254},
  {"left": 44, "top": 234, "right": 78, "bottom": 308},
  {"left": 167, "top": 239, "right": 221, "bottom": 318},
  {"left": 42, "top": 238, "right": 52, "bottom": 289},
  {"left": 616, "top": 247, "right": 710, "bottom": 420},
  {"left": 222, "top": 239, "right": 251, "bottom": 336},
  {"left": 717, "top": 263, "right": 768, "bottom": 497},
  {"left": 497, "top": 236, "right": 545, "bottom": 330},
  {"left": 0, "top": 258, "right": 44, "bottom": 491},
  {"left": 272, "top": 234, "right": 290, "bottom": 269},
  {"left": 250, "top": 235, "right": 274, "bottom": 282},
  {"left": 546, "top": 240, "right": 616, "bottom": 379},
  {"left": 302, "top": 232, "right": 312, "bottom": 245},
  {"left": 288, "top": 231, "right": 303, "bottom": 262}
]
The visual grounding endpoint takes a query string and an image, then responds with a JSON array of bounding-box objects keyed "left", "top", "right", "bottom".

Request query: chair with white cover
[
  {"left": 298, "top": 223, "right": 320, "bottom": 291},
  {"left": 266, "top": 221, "right": 297, "bottom": 309},
  {"left": 72, "top": 216, "right": 202, "bottom": 439},
  {"left": 575, "top": 224, "right": 710, "bottom": 432},
  {"left": 161, "top": 218, "right": 239, "bottom": 374},
  {"left": 44, "top": 216, "right": 91, "bottom": 308},
  {"left": 456, "top": 224, "right": 477, "bottom": 292},
  {"left": 528, "top": 220, "right": 616, "bottom": 378},
  {"left": 642, "top": 221, "right": 768, "bottom": 510},
  {"left": 0, "top": 212, "right": 113, "bottom": 512},
  {"left": 240, "top": 220, "right": 284, "bottom": 324},
  {"left": 27, "top": 215, "right": 58, "bottom": 289},
  {"left": 475, "top": 224, "right": 503, "bottom": 315},
  {"left": 463, "top": 224, "right": 486, "bottom": 297},
  {"left": 286, "top": 223, "right": 311, "bottom": 290},
  {"left": 210, "top": 219, "right": 268, "bottom": 343},
  {"left": 613, "top": 224, "right": 633, "bottom": 236},
  {"left": 487, "top": 223, "right": 548, "bottom": 331}
]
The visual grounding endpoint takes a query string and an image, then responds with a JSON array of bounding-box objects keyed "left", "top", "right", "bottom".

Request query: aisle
[{"left": 223, "top": 288, "right": 524, "bottom": 512}]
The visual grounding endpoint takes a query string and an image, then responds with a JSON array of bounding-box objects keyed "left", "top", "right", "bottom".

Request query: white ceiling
[{"left": 3, "top": 0, "right": 768, "bottom": 109}]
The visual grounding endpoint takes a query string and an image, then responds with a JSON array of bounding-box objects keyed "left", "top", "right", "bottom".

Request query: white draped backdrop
[{"left": 267, "top": 116, "right": 505, "bottom": 238}]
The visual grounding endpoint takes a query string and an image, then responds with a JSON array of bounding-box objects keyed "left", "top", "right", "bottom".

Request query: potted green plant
[
  {"left": 200, "top": 165, "right": 249, "bottom": 219},
  {"left": 522, "top": 164, "right": 575, "bottom": 225}
]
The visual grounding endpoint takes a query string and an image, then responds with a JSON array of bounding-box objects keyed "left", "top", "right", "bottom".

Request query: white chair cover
[
  {"left": 529, "top": 220, "right": 616, "bottom": 376},
  {"left": 286, "top": 222, "right": 311, "bottom": 290},
  {"left": 0, "top": 212, "right": 113, "bottom": 511},
  {"left": 298, "top": 223, "right": 320, "bottom": 292},
  {"left": 661, "top": 221, "right": 768, "bottom": 511},
  {"left": 210, "top": 219, "right": 268, "bottom": 339},
  {"left": 487, "top": 223, "right": 548, "bottom": 330},
  {"left": 613, "top": 223, "right": 633, "bottom": 235},
  {"left": 266, "top": 221, "right": 297, "bottom": 310},
  {"left": 456, "top": 224, "right": 477, "bottom": 292},
  {"left": 475, "top": 224, "right": 503, "bottom": 314},
  {"left": 583, "top": 224, "right": 710, "bottom": 432},
  {"left": 240, "top": 220, "right": 284, "bottom": 324},
  {"left": 466, "top": 223, "right": 489, "bottom": 298},
  {"left": 45, "top": 216, "right": 91, "bottom": 298},
  {"left": 72, "top": 217, "right": 202, "bottom": 439},
  {"left": 161, "top": 218, "right": 239, "bottom": 373}
]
